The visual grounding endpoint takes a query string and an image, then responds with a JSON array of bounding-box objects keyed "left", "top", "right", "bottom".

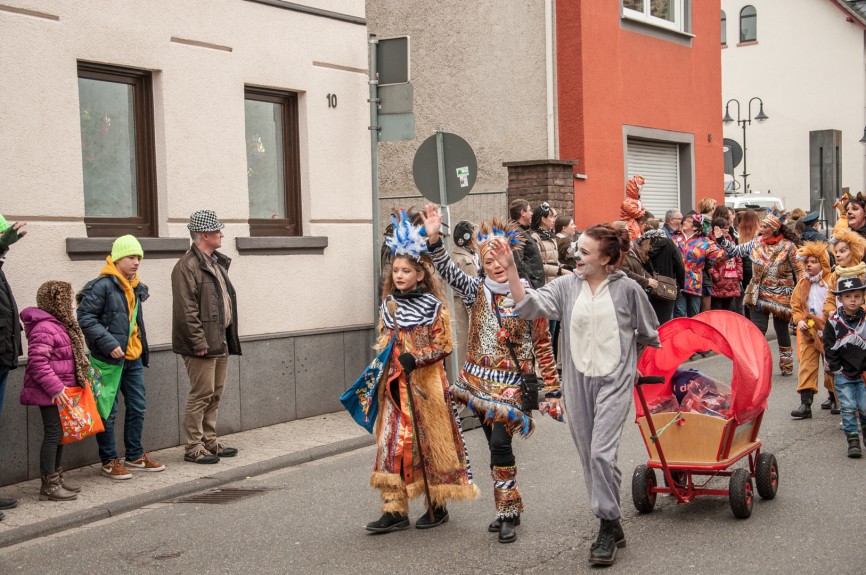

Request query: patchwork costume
[
  {"left": 514, "top": 271, "right": 659, "bottom": 522},
  {"left": 429, "top": 225, "right": 560, "bottom": 528},
  {"left": 672, "top": 226, "right": 726, "bottom": 318}
]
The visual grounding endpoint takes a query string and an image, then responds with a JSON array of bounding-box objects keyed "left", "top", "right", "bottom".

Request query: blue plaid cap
[{"left": 187, "top": 210, "right": 224, "bottom": 232}]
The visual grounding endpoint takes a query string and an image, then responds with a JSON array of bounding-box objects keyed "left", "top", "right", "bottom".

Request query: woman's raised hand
[
  {"left": 713, "top": 226, "right": 725, "bottom": 240},
  {"left": 419, "top": 203, "right": 442, "bottom": 243},
  {"left": 489, "top": 237, "right": 516, "bottom": 271}
]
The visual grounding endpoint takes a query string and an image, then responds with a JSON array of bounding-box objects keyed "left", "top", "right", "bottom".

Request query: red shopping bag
[{"left": 57, "top": 382, "right": 104, "bottom": 445}]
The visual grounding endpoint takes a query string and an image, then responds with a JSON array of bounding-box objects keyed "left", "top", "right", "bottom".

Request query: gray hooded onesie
[{"left": 514, "top": 270, "right": 660, "bottom": 520}]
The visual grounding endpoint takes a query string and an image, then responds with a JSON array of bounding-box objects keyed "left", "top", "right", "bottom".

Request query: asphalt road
[{"left": 1, "top": 344, "right": 863, "bottom": 575}]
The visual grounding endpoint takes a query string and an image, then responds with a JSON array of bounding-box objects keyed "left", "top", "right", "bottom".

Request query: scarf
[
  {"left": 36, "top": 281, "right": 90, "bottom": 387},
  {"left": 380, "top": 292, "right": 441, "bottom": 329},
  {"left": 762, "top": 232, "right": 783, "bottom": 245},
  {"left": 836, "top": 262, "right": 866, "bottom": 278},
  {"left": 531, "top": 227, "right": 555, "bottom": 242},
  {"left": 808, "top": 272, "right": 823, "bottom": 284},
  {"left": 642, "top": 228, "right": 667, "bottom": 241}
]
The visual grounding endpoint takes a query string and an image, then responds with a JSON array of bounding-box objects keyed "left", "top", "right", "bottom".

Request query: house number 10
[{"left": 326, "top": 93, "right": 338, "bottom": 108}]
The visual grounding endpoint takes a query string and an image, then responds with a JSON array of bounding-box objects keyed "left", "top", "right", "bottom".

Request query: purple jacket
[{"left": 19, "top": 307, "right": 77, "bottom": 407}]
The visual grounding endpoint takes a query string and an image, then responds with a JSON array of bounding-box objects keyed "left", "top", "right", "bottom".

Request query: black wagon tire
[
  {"left": 729, "top": 468, "right": 754, "bottom": 519},
  {"left": 755, "top": 452, "right": 779, "bottom": 500},
  {"left": 632, "top": 465, "right": 657, "bottom": 513}
]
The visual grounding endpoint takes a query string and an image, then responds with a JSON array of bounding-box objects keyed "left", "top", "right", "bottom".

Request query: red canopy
[{"left": 636, "top": 310, "right": 773, "bottom": 423}]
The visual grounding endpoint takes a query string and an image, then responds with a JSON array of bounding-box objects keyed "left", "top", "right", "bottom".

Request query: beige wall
[
  {"left": 366, "top": 0, "right": 550, "bottom": 226},
  {"left": 722, "top": 0, "right": 866, "bottom": 209},
  {"left": 0, "top": 0, "right": 373, "bottom": 346}
]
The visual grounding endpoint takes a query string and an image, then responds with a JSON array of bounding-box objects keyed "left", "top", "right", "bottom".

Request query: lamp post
[{"left": 723, "top": 97, "right": 769, "bottom": 194}]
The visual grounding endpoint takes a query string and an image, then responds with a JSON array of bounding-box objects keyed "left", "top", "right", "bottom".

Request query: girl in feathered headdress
[
  {"left": 790, "top": 241, "right": 833, "bottom": 420},
  {"left": 365, "top": 210, "right": 478, "bottom": 535},
  {"left": 420, "top": 203, "right": 562, "bottom": 545}
]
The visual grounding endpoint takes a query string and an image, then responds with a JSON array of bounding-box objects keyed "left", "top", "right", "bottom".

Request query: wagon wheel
[
  {"left": 729, "top": 468, "right": 753, "bottom": 519},
  {"left": 755, "top": 453, "right": 779, "bottom": 500},
  {"left": 632, "top": 465, "right": 657, "bottom": 513}
]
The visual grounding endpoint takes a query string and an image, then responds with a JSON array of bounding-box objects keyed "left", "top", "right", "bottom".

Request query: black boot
[
  {"left": 365, "top": 511, "right": 409, "bottom": 533},
  {"left": 821, "top": 392, "right": 836, "bottom": 410},
  {"left": 847, "top": 433, "right": 862, "bottom": 459},
  {"left": 790, "top": 390, "right": 813, "bottom": 419},
  {"left": 415, "top": 506, "right": 449, "bottom": 529},
  {"left": 589, "top": 518, "right": 626, "bottom": 566},
  {"left": 498, "top": 517, "right": 518, "bottom": 544},
  {"left": 488, "top": 514, "right": 521, "bottom": 532}
]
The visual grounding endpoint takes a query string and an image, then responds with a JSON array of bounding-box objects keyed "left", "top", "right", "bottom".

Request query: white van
[{"left": 724, "top": 194, "right": 785, "bottom": 212}]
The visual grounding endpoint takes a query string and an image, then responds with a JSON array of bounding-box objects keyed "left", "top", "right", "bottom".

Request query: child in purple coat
[{"left": 20, "top": 281, "right": 91, "bottom": 501}]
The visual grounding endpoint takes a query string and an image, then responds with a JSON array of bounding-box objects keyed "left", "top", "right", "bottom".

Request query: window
[
  {"left": 244, "top": 87, "right": 301, "bottom": 236},
  {"left": 721, "top": 10, "right": 727, "bottom": 45},
  {"left": 77, "top": 62, "right": 157, "bottom": 237},
  {"left": 740, "top": 5, "right": 756, "bottom": 43},
  {"left": 622, "top": 0, "right": 686, "bottom": 33}
]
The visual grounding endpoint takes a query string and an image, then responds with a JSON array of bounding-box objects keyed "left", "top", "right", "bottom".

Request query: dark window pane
[
  {"left": 721, "top": 11, "right": 727, "bottom": 44},
  {"left": 650, "top": 0, "right": 674, "bottom": 22},
  {"left": 623, "top": 0, "right": 644, "bottom": 11},
  {"left": 740, "top": 6, "right": 756, "bottom": 42},
  {"left": 79, "top": 78, "right": 138, "bottom": 218},
  {"left": 245, "top": 99, "right": 287, "bottom": 219}
]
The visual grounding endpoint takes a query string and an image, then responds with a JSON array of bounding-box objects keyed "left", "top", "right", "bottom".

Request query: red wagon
[{"left": 631, "top": 310, "right": 779, "bottom": 519}]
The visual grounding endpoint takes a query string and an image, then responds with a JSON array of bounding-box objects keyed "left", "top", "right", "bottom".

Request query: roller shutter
[{"left": 626, "top": 139, "right": 680, "bottom": 217}]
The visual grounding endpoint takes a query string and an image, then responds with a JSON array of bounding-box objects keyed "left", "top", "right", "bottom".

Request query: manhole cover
[{"left": 173, "top": 487, "right": 270, "bottom": 504}]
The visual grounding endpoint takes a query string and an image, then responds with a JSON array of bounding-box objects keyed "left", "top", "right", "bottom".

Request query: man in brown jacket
[{"left": 172, "top": 210, "right": 241, "bottom": 464}]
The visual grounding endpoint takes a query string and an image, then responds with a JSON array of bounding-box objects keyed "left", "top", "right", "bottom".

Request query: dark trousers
[
  {"left": 650, "top": 298, "right": 675, "bottom": 325},
  {"left": 711, "top": 297, "right": 736, "bottom": 312},
  {"left": 96, "top": 358, "right": 146, "bottom": 463},
  {"left": 750, "top": 310, "right": 792, "bottom": 347},
  {"left": 39, "top": 405, "right": 64, "bottom": 476},
  {"left": 481, "top": 421, "right": 514, "bottom": 467}
]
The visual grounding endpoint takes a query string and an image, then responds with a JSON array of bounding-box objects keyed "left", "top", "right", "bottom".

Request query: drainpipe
[{"left": 545, "top": 0, "right": 557, "bottom": 159}]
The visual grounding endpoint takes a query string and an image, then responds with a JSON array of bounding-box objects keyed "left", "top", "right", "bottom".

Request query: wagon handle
[{"left": 636, "top": 376, "right": 665, "bottom": 386}]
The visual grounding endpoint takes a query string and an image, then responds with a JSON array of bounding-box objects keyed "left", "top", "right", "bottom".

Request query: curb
[{"left": 0, "top": 434, "right": 375, "bottom": 550}]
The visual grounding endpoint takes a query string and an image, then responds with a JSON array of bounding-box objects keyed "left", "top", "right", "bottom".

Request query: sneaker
[
  {"left": 207, "top": 444, "right": 238, "bottom": 458},
  {"left": 101, "top": 459, "right": 132, "bottom": 480},
  {"left": 126, "top": 452, "right": 166, "bottom": 472},
  {"left": 0, "top": 498, "right": 17, "bottom": 510},
  {"left": 184, "top": 450, "right": 220, "bottom": 464}
]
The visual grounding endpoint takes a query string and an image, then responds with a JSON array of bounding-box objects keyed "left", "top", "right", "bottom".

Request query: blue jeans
[
  {"left": 834, "top": 373, "right": 866, "bottom": 435},
  {"left": 95, "top": 358, "right": 146, "bottom": 463},
  {"left": 674, "top": 293, "right": 701, "bottom": 318},
  {"left": 0, "top": 367, "right": 9, "bottom": 418}
]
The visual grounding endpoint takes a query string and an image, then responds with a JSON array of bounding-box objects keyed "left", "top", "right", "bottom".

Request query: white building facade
[
  {"left": 0, "top": 0, "right": 374, "bottom": 485},
  {"left": 721, "top": 0, "right": 866, "bottom": 212}
]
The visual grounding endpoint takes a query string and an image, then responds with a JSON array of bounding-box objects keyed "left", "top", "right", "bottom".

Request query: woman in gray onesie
[{"left": 490, "top": 223, "right": 659, "bottom": 566}]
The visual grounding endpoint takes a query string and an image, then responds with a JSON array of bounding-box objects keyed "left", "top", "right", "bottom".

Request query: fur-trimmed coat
[{"left": 370, "top": 293, "right": 478, "bottom": 510}]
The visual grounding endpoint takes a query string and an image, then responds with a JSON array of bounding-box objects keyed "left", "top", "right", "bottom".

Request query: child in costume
[
  {"left": 366, "top": 211, "right": 478, "bottom": 534},
  {"left": 494, "top": 223, "right": 659, "bottom": 566},
  {"left": 790, "top": 241, "right": 833, "bottom": 419},
  {"left": 823, "top": 276, "right": 866, "bottom": 458},
  {"left": 619, "top": 175, "right": 646, "bottom": 241},
  {"left": 19, "top": 281, "right": 90, "bottom": 501},
  {"left": 820, "top": 228, "right": 866, "bottom": 413},
  {"left": 714, "top": 209, "right": 804, "bottom": 376},
  {"left": 421, "top": 203, "right": 561, "bottom": 545}
]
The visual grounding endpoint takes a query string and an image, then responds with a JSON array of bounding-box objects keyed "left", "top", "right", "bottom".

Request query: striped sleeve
[{"left": 429, "top": 240, "right": 481, "bottom": 308}]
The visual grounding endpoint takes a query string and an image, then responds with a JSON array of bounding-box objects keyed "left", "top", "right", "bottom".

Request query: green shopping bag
[{"left": 91, "top": 300, "right": 139, "bottom": 420}]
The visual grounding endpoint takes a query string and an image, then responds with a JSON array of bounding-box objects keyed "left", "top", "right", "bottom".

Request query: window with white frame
[
  {"left": 721, "top": 10, "right": 727, "bottom": 45},
  {"left": 622, "top": 0, "right": 686, "bottom": 33}
]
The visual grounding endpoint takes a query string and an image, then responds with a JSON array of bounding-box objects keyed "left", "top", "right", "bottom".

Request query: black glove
[
  {"left": 0, "top": 226, "right": 22, "bottom": 250},
  {"left": 397, "top": 353, "right": 417, "bottom": 375}
]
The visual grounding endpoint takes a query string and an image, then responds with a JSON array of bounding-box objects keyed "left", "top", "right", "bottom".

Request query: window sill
[
  {"left": 736, "top": 40, "right": 759, "bottom": 47},
  {"left": 66, "top": 237, "right": 190, "bottom": 260},
  {"left": 721, "top": 43, "right": 728, "bottom": 49},
  {"left": 235, "top": 236, "right": 328, "bottom": 255},
  {"left": 620, "top": 14, "right": 694, "bottom": 46}
]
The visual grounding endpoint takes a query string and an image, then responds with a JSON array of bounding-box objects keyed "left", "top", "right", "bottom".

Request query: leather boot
[
  {"left": 365, "top": 512, "right": 409, "bottom": 533},
  {"left": 779, "top": 346, "right": 794, "bottom": 376},
  {"left": 56, "top": 467, "right": 81, "bottom": 493},
  {"left": 498, "top": 517, "right": 518, "bottom": 544},
  {"left": 415, "top": 506, "right": 449, "bottom": 529},
  {"left": 790, "top": 390, "right": 813, "bottom": 419},
  {"left": 39, "top": 473, "right": 78, "bottom": 501},
  {"left": 821, "top": 392, "right": 837, "bottom": 410},
  {"left": 492, "top": 465, "right": 523, "bottom": 543},
  {"left": 847, "top": 433, "right": 862, "bottom": 458},
  {"left": 488, "top": 514, "right": 521, "bottom": 532},
  {"left": 589, "top": 518, "right": 627, "bottom": 565}
]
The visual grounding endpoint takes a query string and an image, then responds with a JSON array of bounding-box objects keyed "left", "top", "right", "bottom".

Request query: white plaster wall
[
  {"left": 0, "top": 0, "right": 372, "bottom": 347},
  {"left": 721, "top": 0, "right": 866, "bottom": 210}
]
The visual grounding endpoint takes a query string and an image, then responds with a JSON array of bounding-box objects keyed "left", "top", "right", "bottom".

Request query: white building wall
[
  {"left": 0, "top": 0, "right": 372, "bottom": 346},
  {"left": 722, "top": 0, "right": 866, "bottom": 210}
]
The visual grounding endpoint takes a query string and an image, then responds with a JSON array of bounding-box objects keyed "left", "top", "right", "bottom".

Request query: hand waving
[
  {"left": 489, "top": 237, "right": 516, "bottom": 271},
  {"left": 419, "top": 203, "right": 443, "bottom": 243}
]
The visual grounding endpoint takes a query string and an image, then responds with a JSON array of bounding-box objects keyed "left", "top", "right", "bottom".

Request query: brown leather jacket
[{"left": 171, "top": 245, "right": 241, "bottom": 357}]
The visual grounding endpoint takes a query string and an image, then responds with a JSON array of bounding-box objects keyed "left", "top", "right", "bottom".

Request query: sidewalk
[{"left": 0, "top": 411, "right": 373, "bottom": 550}]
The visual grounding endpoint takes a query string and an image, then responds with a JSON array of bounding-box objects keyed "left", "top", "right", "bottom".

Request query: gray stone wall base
[{"left": 0, "top": 327, "right": 375, "bottom": 487}]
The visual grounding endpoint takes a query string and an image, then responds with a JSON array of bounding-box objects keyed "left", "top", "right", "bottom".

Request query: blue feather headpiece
[
  {"left": 385, "top": 209, "right": 428, "bottom": 261},
  {"left": 477, "top": 218, "right": 523, "bottom": 257}
]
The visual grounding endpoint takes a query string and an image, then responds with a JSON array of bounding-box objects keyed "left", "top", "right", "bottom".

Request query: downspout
[{"left": 545, "top": 0, "right": 557, "bottom": 158}]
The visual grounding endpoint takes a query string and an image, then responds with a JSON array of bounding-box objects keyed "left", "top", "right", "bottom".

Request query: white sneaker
[{"left": 101, "top": 459, "right": 132, "bottom": 480}]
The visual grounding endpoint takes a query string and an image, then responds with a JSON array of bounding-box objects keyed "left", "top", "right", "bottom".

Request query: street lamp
[
  {"left": 859, "top": 126, "right": 866, "bottom": 144},
  {"left": 723, "top": 97, "right": 768, "bottom": 194}
]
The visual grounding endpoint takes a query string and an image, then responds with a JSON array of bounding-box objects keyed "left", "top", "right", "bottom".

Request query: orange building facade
[{"left": 556, "top": 2, "right": 725, "bottom": 229}]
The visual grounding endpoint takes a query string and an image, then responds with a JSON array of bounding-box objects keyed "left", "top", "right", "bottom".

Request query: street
[{"left": 0, "top": 343, "right": 863, "bottom": 575}]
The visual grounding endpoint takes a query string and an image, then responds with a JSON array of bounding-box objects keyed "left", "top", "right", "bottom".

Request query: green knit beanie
[
  {"left": 0, "top": 214, "right": 9, "bottom": 233},
  {"left": 111, "top": 234, "right": 144, "bottom": 262}
]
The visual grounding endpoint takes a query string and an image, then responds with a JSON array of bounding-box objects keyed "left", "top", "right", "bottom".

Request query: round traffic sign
[{"left": 412, "top": 132, "right": 477, "bottom": 205}]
